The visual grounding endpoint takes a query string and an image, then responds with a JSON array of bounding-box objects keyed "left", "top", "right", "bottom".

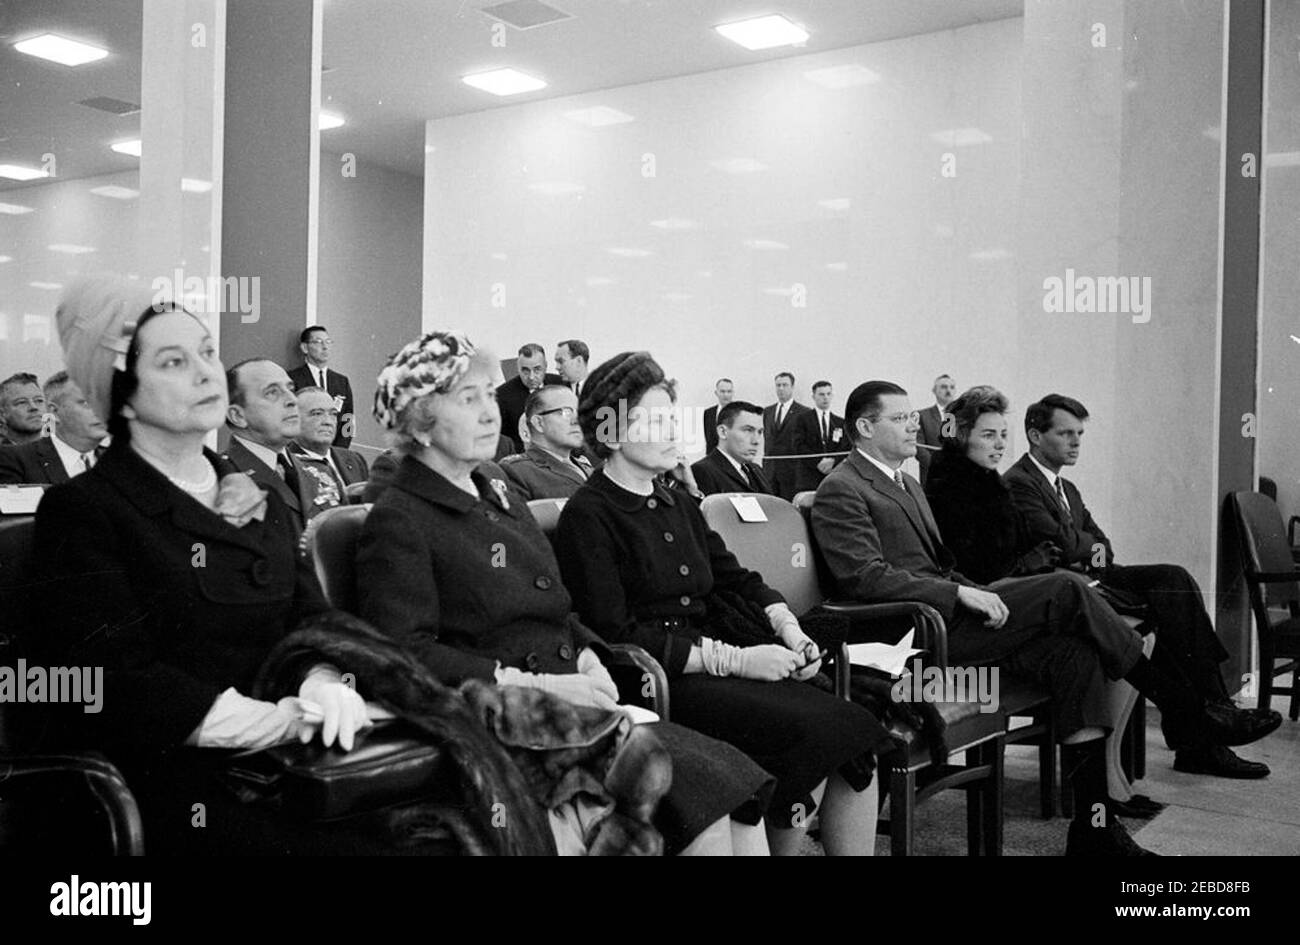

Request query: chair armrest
[
  {"left": 821, "top": 600, "right": 949, "bottom": 668},
  {"left": 604, "top": 644, "right": 670, "bottom": 722},
  {"left": 0, "top": 750, "right": 144, "bottom": 854}
]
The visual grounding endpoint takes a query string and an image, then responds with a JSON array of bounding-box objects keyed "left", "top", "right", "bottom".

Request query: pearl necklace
[{"left": 168, "top": 464, "right": 218, "bottom": 494}]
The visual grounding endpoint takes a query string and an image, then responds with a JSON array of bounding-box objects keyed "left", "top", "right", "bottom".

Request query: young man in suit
[
  {"left": 499, "top": 385, "right": 594, "bottom": 501},
  {"left": 811, "top": 380, "right": 1277, "bottom": 855},
  {"left": 0, "top": 372, "right": 46, "bottom": 447},
  {"left": 289, "top": 386, "right": 370, "bottom": 517},
  {"left": 691, "top": 400, "right": 772, "bottom": 496},
  {"left": 1006, "top": 393, "right": 1281, "bottom": 778},
  {"left": 225, "top": 359, "right": 311, "bottom": 533},
  {"left": 0, "top": 373, "right": 106, "bottom": 484},
  {"left": 287, "top": 326, "right": 355, "bottom": 448},
  {"left": 915, "top": 373, "right": 956, "bottom": 485},
  {"left": 553, "top": 339, "right": 590, "bottom": 400},
  {"left": 701, "top": 378, "right": 734, "bottom": 455},
  {"left": 496, "top": 343, "right": 563, "bottom": 453},
  {"left": 791, "top": 380, "right": 846, "bottom": 495},
  {"left": 762, "top": 371, "right": 811, "bottom": 500}
]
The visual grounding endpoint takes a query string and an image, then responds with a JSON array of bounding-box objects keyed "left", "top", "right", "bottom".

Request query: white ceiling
[{"left": 0, "top": 0, "right": 1022, "bottom": 191}]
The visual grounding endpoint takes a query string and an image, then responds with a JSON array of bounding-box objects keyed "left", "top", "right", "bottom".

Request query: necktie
[
  {"left": 1055, "top": 477, "right": 1072, "bottom": 521},
  {"left": 821, "top": 411, "right": 829, "bottom": 443},
  {"left": 79, "top": 452, "right": 94, "bottom": 472},
  {"left": 572, "top": 453, "right": 592, "bottom": 480},
  {"left": 894, "top": 469, "right": 906, "bottom": 491},
  {"left": 777, "top": 403, "right": 787, "bottom": 429},
  {"left": 276, "top": 452, "right": 292, "bottom": 482},
  {"left": 740, "top": 463, "right": 752, "bottom": 488}
]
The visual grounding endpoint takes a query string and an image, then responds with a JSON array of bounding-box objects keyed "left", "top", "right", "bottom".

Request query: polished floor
[{"left": 805, "top": 704, "right": 1300, "bottom": 856}]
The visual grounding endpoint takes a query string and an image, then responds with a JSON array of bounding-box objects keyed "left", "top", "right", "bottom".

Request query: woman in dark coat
[
  {"left": 355, "top": 331, "right": 775, "bottom": 855},
  {"left": 554, "top": 352, "right": 893, "bottom": 856},
  {"left": 34, "top": 276, "right": 390, "bottom": 854}
]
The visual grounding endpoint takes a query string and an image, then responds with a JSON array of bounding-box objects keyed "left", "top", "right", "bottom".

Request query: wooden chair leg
[
  {"left": 984, "top": 739, "right": 1004, "bottom": 857},
  {"left": 891, "top": 768, "right": 915, "bottom": 857},
  {"left": 966, "top": 773, "right": 983, "bottom": 856}
]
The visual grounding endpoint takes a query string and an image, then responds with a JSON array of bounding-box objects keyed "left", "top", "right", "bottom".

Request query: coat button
[
  {"left": 525, "top": 652, "right": 541, "bottom": 670},
  {"left": 663, "top": 531, "right": 674, "bottom": 542},
  {"left": 679, "top": 595, "right": 691, "bottom": 607},
  {"left": 251, "top": 559, "right": 272, "bottom": 586},
  {"left": 558, "top": 643, "right": 573, "bottom": 660},
  {"left": 486, "top": 511, "right": 500, "bottom": 522},
  {"left": 534, "top": 575, "right": 552, "bottom": 590},
  {"left": 678, "top": 564, "right": 690, "bottom": 576},
  {"left": 647, "top": 498, "right": 658, "bottom": 509}
]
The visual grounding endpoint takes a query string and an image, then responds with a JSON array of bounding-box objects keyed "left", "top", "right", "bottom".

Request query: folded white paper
[
  {"left": 0, "top": 485, "right": 44, "bottom": 515},
  {"left": 846, "top": 629, "right": 923, "bottom": 677},
  {"left": 728, "top": 494, "right": 768, "bottom": 522}
]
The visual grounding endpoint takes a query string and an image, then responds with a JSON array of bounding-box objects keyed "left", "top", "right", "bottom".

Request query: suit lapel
[
  {"left": 37, "top": 438, "right": 70, "bottom": 484},
  {"left": 1019, "top": 455, "right": 1069, "bottom": 529},
  {"left": 527, "top": 446, "right": 585, "bottom": 485},
  {"left": 848, "top": 452, "right": 938, "bottom": 558},
  {"left": 227, "top": 438, "right": 300, "bottom": 514}
]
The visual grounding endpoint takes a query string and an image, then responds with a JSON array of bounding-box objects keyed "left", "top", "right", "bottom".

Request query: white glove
[
  {"left": 576, "top": 647, "right": 619, "bottom": 698},
  {"left": 187, "top": 688, "right": 313, "bottom": 750},
  {"left": 766, "top": 603, "right": 821, "bottom": 679},
  {"left": 299, "top": 665, "right": 371, "bottom": 751},
  {"left": 496, "top": 665, "right": 620, "bottom": 711}
]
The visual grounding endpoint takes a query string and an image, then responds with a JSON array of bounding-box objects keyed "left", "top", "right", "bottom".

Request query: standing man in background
[
  {"left": 762, "top": 371, "right": 811, "bottom": 500},
  {"left": 916, "top": 373, "right": 956, "bottom": 484},
  {"left": 554, "top": 339, "right": 590, "bottom": 400},
  {"left": 792, "top": 380, "right": 846, "bottom": 494},
  {"left": 288, "top": 326, "right": 355, "bottom": 449},
  {"left": 702, "top": 378, "right": 735, "bottom": 455},
  {"left": 497, "top": 342, "right": 563, "bottom": 452}
]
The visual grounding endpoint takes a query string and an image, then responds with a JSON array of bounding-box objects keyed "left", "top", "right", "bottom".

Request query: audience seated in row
[
  {"left": 498, "top": 384, "right": 594, "bottom": 501},
  {"left": 0, "top": 372, "right": 46, "bottom": 447},
  {"left": 0, "top": 371, "right": 106, "bottom": 484}
]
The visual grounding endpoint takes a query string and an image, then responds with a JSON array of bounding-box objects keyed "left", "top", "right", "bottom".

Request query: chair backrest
[
  {"left": 1259, "top": 477, "right": 1278, "bottom": 502},
  {"left": 527, "top": 497, "right": 569, "bottom": 538},
  {"left": 698, "top": 493, "right": 822, "bottom": 616},
  {"left": 1231, "top": 491, "right": 1299, "bottom": 608},
  {"left": 791, "top": 490, "right": 816, "bottom": 510},
  {"left": 301, "top": 503, "right": 371, "bottom": 613}
]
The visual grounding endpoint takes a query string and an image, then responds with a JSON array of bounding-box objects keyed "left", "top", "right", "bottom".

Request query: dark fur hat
[{"left": 578, "top": 351, "right": 673, "bottom": 459}]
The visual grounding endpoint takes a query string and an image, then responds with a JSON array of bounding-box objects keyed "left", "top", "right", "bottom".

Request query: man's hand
[
  {"left": 817, "top": 457, "right": 835, "bottom": 474},
  {"left": 956, "top": 585, "right": 1009, "bottom": 629}
]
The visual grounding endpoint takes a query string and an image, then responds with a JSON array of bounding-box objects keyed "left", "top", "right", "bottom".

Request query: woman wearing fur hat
[
  {"left": 554, "top": 351, "right": 893, "bottom": 856},
  {"left": 356, "top": 331, "right": 778, "bottom": 855}
]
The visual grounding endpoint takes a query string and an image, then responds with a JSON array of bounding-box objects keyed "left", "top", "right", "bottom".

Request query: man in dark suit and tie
[
  {"left": 496, "top": 343, "right": 564, "bottom": 453},
  {"left": 915, "top": 373, "right": 956, "bottom": 485},
  {"left": 762, "top": 371, "right": 811, "bottom": 500},
  {"left": 701, "top": 378, "right": 734, "bottom": 455},
  {"left": 554, "top": 339, "right": 590, "bottom": 400},
  {"left": 289, "top": 386, "right": 370, "bottom": 518},
  {"left": 500, "top": 385, "right": 594, "bottom": 501},
  {"left": 0, "top": 372, "right": 46, "bottom": 447},
  {"left": 287, "top": 326, "right": 355, "bottom": 448},
  {"left": 691, "top": 401, "right": 771, "bottom": 496},
  {"left": 225, "top": 358, "right": 312, "bottom": 533},
  {"left": 1006, "top": 393, "right": 1280, "bottom": 778},
  {"left": 0, "top": 372, "right": 106, "bottom": 484},
  {"left": 791, "top": 380, "right": 847, "bottom": 495},
  {"left": 811, "top": 380, "right": 1276, "bottom": 855}
]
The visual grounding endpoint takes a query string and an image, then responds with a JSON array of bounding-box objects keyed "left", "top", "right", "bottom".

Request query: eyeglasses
[
  {"left": 536, "top": 406, "right": 578, "bottom": 420},
  {"left": 870, "top": 411, "right": 921, "bottom": 426},
  {"left": 307, "top": 338, "right": 333, "bottom": 346}
]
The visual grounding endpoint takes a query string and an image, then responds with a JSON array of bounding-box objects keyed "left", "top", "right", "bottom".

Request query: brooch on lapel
[
  {"left": 832, "top": 429, "right": 842, "bottom": 443},
  {"left": 489, "top": 477, "right": 511, "bottom": 510},
  {"left": 214, "top": 472, "right": 268, "bottom": 528}
]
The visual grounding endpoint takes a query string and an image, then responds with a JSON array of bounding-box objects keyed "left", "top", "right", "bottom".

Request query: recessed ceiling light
[
  {"left": 817, "top": 197, "right": 851, "bottom": 211},
  {"left": 528, "top": 181, "right": 585, "bottom": 196},
  {"left": 29, "top": 281, "right": 63, "bottom": 290},
  {"left": 462, "top": 68, "right": 546, "bottom": 96},
  {"left": 0, "top": 164, "right": 50, "bottom": 181},
  {"left": 649, "top": 218, "right": 698, "bottom": 231},
  {"left": 90, "top": 185, "right": 139, "bottom": 200},
  {"left": 110, "top": 139, "right": 142, "bottom": 157},
  {"left": 743, "top": 239, "right": 788, "bottom": 250},
  {"left": 709, "top": 157, "right": 767, "bottom": 174},
  {"left": 929, "top": 127, "right": 993, "bottom": 147},
  {"left": 804, "top": 64, "right": 880, "bottom": 89},
  {"left": 563, "top": 106, "right": 634, "bottom": 127},
  {"left": 0, "top": 255, "right": 13, "bottom": 264},
  {"left": 0, "top": 202, "right": 34, "bottom": 215},
  {"left": 13, "top": 33, "right": 108, "bottom": 67},
  {"left": 606, "top": 247, "right": 652, "bottom": 258},
  {"left": 48, "top": 243, "right": 96, "bottom": 255},
  {"left": 715, "top": 14, "right": 808, "bottom": 51},
  {"left": 181, "top": 178, "right": 213, "bottom": 193},
  {"left": 319, "top": 112, "right": 345, "bottom": 130}
]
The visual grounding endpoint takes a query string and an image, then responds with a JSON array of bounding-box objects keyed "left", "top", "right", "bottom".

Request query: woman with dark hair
[
  {"left": 355, "top": 332, "right": 776, "bottom": 855},
  {"left": 554, "top": 352, "right": 893, "bottom": 856}
]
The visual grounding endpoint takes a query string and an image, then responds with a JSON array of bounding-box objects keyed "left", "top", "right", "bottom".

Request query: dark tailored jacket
[
  {"left": 496, "top": 373, "right": 564, "bottom": 453},
  {"left": 761, "top": 400, "right": 811, "bottom": 499},
  {"left": 499, "top": 444, "right": 591, "bottom": 501},
  {"left": 0, "top": 436, "right": 74, "bottom": 485},
  {"left": 554, "top": 470, "right": 785, "bottom": 678},
  {"left": 33, "top": 442, "right": 329, "bottom": 758},
  {"left": 289, "top": 443, "right": 370, "bottom": 484},
  {"left": 915, "top": 404, "right": 944, "bottom": 483},
  {"left": 790, "top": 408, "right": 847, "bottom": 494},
  {"left": 287, "top": 363, "right": 355, "bottom": 449},
  {"left": 361, "top": 437, "right": 514, "bottom": 504},
  {"left": 690, "top": 449, "right": 772, "bottom": 496},
  {"left": 356, "top": 456, "right": 606, "bottom": 686},
  {"left": 1005, "top": 453, "right": 1113, "bottom": 572},
  {"left": 702, "top": 404, "right": 720, "bottom": 454},
  {"left": 810, "top": 449, "right": 977, "bottom": 626},
  {"left": 225, "top": 435, "right": 311, "bottom": 533},
  {"left": 924, "top": 449, "right": 1040, "bottom": 585}
]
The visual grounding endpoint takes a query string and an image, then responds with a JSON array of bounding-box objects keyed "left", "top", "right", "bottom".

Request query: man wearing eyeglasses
[
  {"left": 225, "top": 358, "right": 312, "bottom": 533},
  {"left": 288, "top": 326, "right": 355, "bottom": 449},
  {"left": 288, "top": 386, "right": 370, "bottom": 519},
  {"left": 810, "top": 380, "right": 1278, "bottom": 856},
  {"left": 500, "top": 385, "right": 594, "bottom": 501}
]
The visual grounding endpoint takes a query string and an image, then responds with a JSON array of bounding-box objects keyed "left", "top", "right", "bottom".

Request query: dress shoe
[
  {"left": 1107, "top": 794, "right": 1167, "bottom": 819},
  {"left": 1174, "top": 744, "right": 1270, "bottom": 779},
  {"left": 1066, "top": 818, "right": 1160, "bottom": 856},
  {"left": 1202, "top": 700, "right": 1282, "bottom": 747}
]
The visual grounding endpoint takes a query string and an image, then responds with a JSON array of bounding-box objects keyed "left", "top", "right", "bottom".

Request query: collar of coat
[
  {"left": 585, "top": 467, "right": 678, "bottom": 512},
  {"left": 926, "top": 449, "right": 1008, "bottom": 499},
  {"left": 390, "top": 453, "right": 518, "bottom": 515}
]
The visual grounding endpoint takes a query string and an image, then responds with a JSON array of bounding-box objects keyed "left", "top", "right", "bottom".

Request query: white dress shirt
[
  {"left": 1027, "top": 452, "right": 1071, "bottom": 515},
  {"left": 51, "top": 434, "right": 95, "bottom": 478}
]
